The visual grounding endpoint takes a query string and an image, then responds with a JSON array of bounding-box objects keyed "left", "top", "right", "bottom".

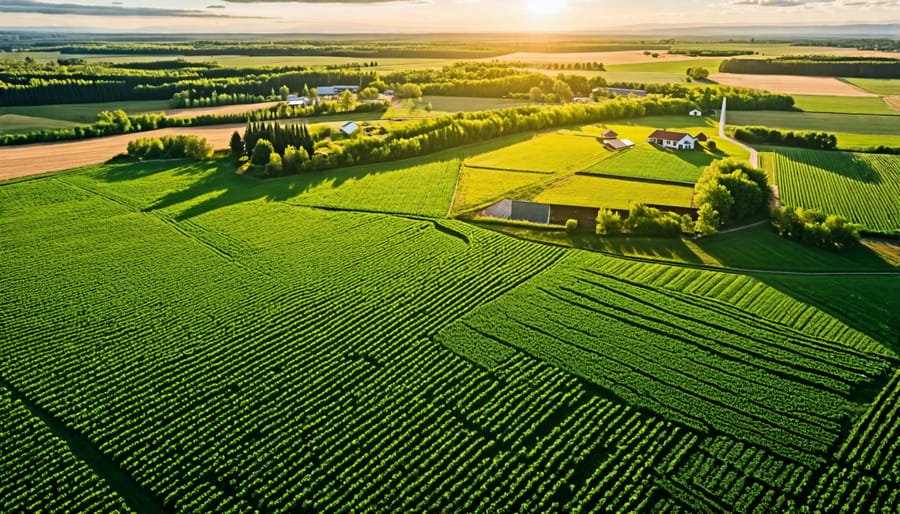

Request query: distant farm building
[
  {"left": 600, "top": 129, "right": 618, "bottom": 139},
  {"left": 573, "top": 97, "right": 592, "bottom": 104},
  {"left": 340, "top": 122, "right": 359, "bottom": 136},
  {"left": 601, "top": 87, "right": 647, "bottom": 97},
  {"left": 648, "top": 130, "right": 696, "bottom": 150},
  {"left": 287, "top": 94, "right": 312, "bottom": 106},
  {"left": 383, "top": 90, "right": 394, "bottom": 96},
  {"left": 694, "top": 132, "right": 708, "bottom": 142},
  {"left": 316, "top": 85, "right": 360, "bottom": 97},
  {"left": 604, "top": 138, "right": 635, "bottom": 151},
  {"left": 689, "top": 109, "right": 703, "bottom": 117}
]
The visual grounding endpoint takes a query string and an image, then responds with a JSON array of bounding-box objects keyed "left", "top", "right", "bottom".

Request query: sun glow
[{"left": 527, "top": 0, "right": 567, "bottom": 16}]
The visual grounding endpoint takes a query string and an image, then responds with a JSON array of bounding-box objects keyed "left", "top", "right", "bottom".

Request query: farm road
[
  {"left": 0, "top": 124, "right": 244, "bottom": 180},
  {"left": 718, "top": 97, "right": 758, "bottom": 167}
]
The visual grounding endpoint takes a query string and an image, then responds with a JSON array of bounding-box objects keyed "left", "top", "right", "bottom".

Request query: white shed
[
  {"left": 689, "top": 109, "right": 702, "bottom": 117},
  {"left": 339, "top": 122, "right": 359, "bottom": 136}
]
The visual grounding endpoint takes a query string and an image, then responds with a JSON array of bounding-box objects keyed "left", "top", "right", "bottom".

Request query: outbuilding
[
  {"left": 604, "top": 138, "right": 635, "bottom": 151},
  {"left": 599, "top": 129, "right": 618, "bottom": 139},
  {"left": 339, "top": 121, "right": 359, "bottom": 136},
  {"left": 689, "top": 109, "right": 703, "bottom": 117},
  {"left": 694, "top": 132, "right": 708, "bottom": 142}
]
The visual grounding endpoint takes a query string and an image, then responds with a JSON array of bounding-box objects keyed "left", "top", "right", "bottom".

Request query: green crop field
[
  {"left": 842, "top": 78, "right": 900, "bottom": 96},
  {"left": 604, "top": 58, "right": 723, "bottom": 74},
  {"left": 0, "top": 99, "right": 171, "bottom": 124},
  {"left": 464, "top": 132, "right": 610, "bottom": 173},
  {"left": 384, "top": 95, "right": 534, "bottom": 119},
  {"left": 725, "top": 110, "right": 900, "bottom": 136},
  {"left": 769, "top": 148, "right": 900, "bottom": 233},
  {"left": 791, "top": 95, "right": 899, "bottom": 116},
  {"left": 532, "top": 174, "right": 694, "bottom": 209},
  {"left": 0, "top": 114, "right": 81, "bottom": 134},
  {"left": 579, "top": 144, "right": 714, "bottom": 184},
  {"left": 3, "top": 149, "right": 900, "bottom": 512}
]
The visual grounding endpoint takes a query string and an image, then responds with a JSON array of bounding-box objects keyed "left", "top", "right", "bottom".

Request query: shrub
[
  {"left": 250, "top": 139, "right": 274, "bottom": 165},
  {"left": 595, "top": 209, "right": 623, "bottom": 235},
  {"left": 265, "top": 152, "right": 283, "bottom": 177},
  {"left": 771, "top": 206, "right": 861, "bottom": 250},
  {"left": 565, "top": 219, "right": 579, "bottom": 233},
  {"left": 623, "top": 204, "right": 682, "bottom": 237},
  {"left": 185, "top": 137, "right": 213, "bottom": 161},
  {"left": 706, "top": 140, "right": 717, "bottom": 152}
]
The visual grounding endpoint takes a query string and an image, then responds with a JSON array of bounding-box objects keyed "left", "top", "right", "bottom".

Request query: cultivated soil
[
  {"left": 0, "top": 124, "right": 244, "bottom": 180},
  {"left": 710, "top": 73, "right": 877, "bottom": 96}
]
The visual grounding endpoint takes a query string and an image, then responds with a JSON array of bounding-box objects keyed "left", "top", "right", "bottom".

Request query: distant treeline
[
  {"left": 0, "top": 100, "right": 385, "bottom": 146},
  {"left": 719, "top": 56, "right": 900, "bottom": 78},
  {"left": 792, "top": 39, "right": 899, "bottom": 52},
  {"left": 601, "top": 82, "right": 794, "bottom": 111},
  {"left": 669, "top": 48, "right": 756, "bottom": 57},
  {"left": 17, "top": 40, "right": 668, "bottom": 59},
  {"left": 733, "top": 126, "right": 838, "bottom": 150}
]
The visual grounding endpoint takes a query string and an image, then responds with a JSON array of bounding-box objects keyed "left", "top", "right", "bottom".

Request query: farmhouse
[
  {"left": 648, "top": 130, "right": 696, "bottom": 150},
  {"left": 316, "top": 85, "right": 360, "bottom": 97},
  {"left": 604, "top": 138, "right": 635, "bottom": 151},
  {"left": 600, "top": 129, "right": 618, "bottom": 139},
  {"left": 340, "top": 121, "right": 359, "bottom": 136},
  {"left": 689, "top": 109, "right": 703, "bottom": 117}
]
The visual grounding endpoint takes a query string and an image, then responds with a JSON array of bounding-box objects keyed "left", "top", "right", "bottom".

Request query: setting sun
[{"left": 527, "top": 0, "right": 567, "bottom": 16}]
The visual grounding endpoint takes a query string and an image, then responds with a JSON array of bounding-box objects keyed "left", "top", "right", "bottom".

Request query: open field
[
  {"left": 791, "top": 95, "right": 899, "bottom": 115},
  {"left": 491, "top": 50, "right": 699, "bottom": 65},
  {"left": 604, "top": 58, "right": 724, "bottom": 74},
  {"left": 768, "top": 148, "right": 900, "bottom": 233},
  {"left": 0, "top": 99, "right": 172, "bottom": 124},
  {"left": 4, "top": 154, "right": 899, "bottom": 511},
  {"left": 668, "top": 43, "right": 900, "bottom": 58},
  {"left": 384, "top": 95, "right": 534, "bottom": 118},
  {"left": 726, "top": 110, "right": 900, "bottom": 136},
  {"left": 0, "top": 114, "right": 81, "bottom": 135},
  {"left": 532, "top": 174, "right": 694, "bottom": 209},
  {"left": 841, "top": 78, "right": 900, "bottom": 96},
  {"left": 464, "top": 132, "right": 609, "bottom": 173},
  {"left": 579, "top": 144, "right": 714, "bottom": 184},
  {"left": 711, "top": 73, "right": 877, "bottom": 96}
]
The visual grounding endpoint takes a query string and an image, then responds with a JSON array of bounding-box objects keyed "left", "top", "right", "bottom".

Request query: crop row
[{"left": 837, "top": 370, "right": 900, "bottom": 481}]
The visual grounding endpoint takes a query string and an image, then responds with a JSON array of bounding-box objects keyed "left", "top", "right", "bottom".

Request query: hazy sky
[{"left": 1, "top": 0, "right": 898, "bottom": 33}]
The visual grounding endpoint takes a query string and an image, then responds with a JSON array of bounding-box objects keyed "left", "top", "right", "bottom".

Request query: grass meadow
[
  {"left": 725, "top": 111, "right": 900, "bottom": 136},
  {"left": 0, "top": 114, "right": 81, "bottom": 135},
  {"left": 842, "top": 78, "right": 900, "bottom": 96},
  {"left": 532, "top": 174, "right": 694, "bottom": 210},
  {"left": 0, "top": 99, "right": 171, "bottom": 124},
  {"left": 579, "top": 144, "right": 714, "bottom": 184},
  {"left": 791, "top": 95, "right": 898, "bottom": 116},
  {"left": 464, "top": 133, "right": 610, "bottom": 173}
]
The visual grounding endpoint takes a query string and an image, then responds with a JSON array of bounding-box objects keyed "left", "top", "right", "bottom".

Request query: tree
[
  {"left": 264, "top": 152, "right": 283, "bottom": 176},
  {"left": 340, "top": 89, "right": 356, "bottom": 111},
  {"left": 528, "top": 86, "right": 544, "bottom": 102},
  {"left": 595, "top": 209, "right": 622, "bottom": 235},
  {"left": 358, "top": 87, "right": 379, "bottom": 101},
  {"left": 565, "top": 219, "right": 579, "bottom": 233},
  {"left": 552, "top": 80, "right": 574, "bottom": 103},
  {"left": 250, "top": 139, "right": 274, "bottom": 165},
  {"left": 229, "top": 131, "right": 244, "bottom": 158},
  {"left": 396, "top": 83, "right": 423, "bottom": 99},
  {"left": 686, "top": 67, "right": 710, "bottom": 80},
  {"left": 185, "top": 137, "right": 213, "bottom": 161}
]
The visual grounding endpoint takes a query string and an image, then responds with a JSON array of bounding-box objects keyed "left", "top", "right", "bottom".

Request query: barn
[
  {"left": 600, "top": 129, "right": 618, "bottom": 139},
  {"left": 340, "top": 122, "right": 359, "bottom": 136},
  {"left": 604, "top": 139, "right": 635, "bottom": 151},
  {"left": 648, "top": 130, "right": 696, "bottom": 150}
]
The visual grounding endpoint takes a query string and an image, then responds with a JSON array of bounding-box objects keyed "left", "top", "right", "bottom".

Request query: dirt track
[{"left": 0, "top": 124, "right": 244, "bottom": 180}]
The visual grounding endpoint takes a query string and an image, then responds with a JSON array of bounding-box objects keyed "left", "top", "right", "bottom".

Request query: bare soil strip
[
  {"left": 162, "top": 101, "right": 279, "bottom": 118},
  {"left": 0, "top": 124, "right": 243, "bottom": 180},
  {"left": 710, "top": 73, "right": 878, "bottom": 96}
]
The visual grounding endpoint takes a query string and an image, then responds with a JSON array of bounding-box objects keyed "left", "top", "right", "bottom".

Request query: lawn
[
  {"left": 531, "top": 174, "right": 694, "bottom": 210},
  {"left": 0, "top": 99, "right": 171, "bottom": 124},
  {"left": 579, "top": 144, "right": 719, "bottom": 184},
  {"left": 726, "top": 110, "right": 900, "bottom": 136},
  {"left": 768, "top": 148, "right": 900, "bottom": 233},
  {"left": 464, "top": 133, "right": 610, "bottom": 173},
  {"left": 0, "top": 114, "right": 81, "bottom": 135},
  {"left": 842, "top": 78, "right": 900, "bottom": 96},
  {"left": 791, "top": 95, "right": 899, "bottom": 116}
]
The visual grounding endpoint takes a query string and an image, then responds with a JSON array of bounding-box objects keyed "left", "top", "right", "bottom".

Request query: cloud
[
  {"left": 0, "top": 0, "right": 256, "bottom": 17},
  {"left": 224, "top": 0, "right": 418, "bottom": 3},
  {"left": 729, "top": 0, "right": 824, "bottom": 5},
  {"left": 206, "top": 4, "right": 226, "bottom": 7}
]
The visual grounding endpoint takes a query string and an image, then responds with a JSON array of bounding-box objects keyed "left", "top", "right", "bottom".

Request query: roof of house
[
  {"left": 601, "top": 129, "right": 618, "bottom": 138},
  {"left": 604, "top": 138, "right": 634, "bottom": 150},
  {"left": 694, "top": 132, "right": 708, "bottom": 141},
  {"left": 340, "top": 121, "right": 359, "bottom": 134},
  {"left": 689, "top": 108, "right": 702, "bottom": 112},
  {"left": 649, "top": 129, "right": 693, "bottom": 142},
  {"left": 606, "top": 87, "right": 647, "bottom": 97}
]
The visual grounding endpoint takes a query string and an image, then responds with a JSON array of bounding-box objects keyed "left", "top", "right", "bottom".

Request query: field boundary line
[
  {"left": 0, "top": 378, "right": 166, "bottom": 514},
  {"left": 574, "top": 171, "right": 695, "bottom": 187}
]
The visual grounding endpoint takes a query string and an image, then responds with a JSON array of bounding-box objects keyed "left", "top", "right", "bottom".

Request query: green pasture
[
  {"left": 579, "top": 144, "right": 714, "bottom": 184},
  {"left": 531, "top": 174, "right": 694, "bottom": 210},
  {"left": 841, "top": 78, "right": 900, "bottom": 96},
  {"left": 791, "top": 95, "right": 899, "bottom": 116},
  {"left": 383, "top": 95, "right": 534, "bottom": 119},
  {"left": 0, "top": 114, "right": 81, "bottom": 135},
  {"left": 0, "top": 99, "right": 171, "bottom": 124},
  {"left": 726, "top": 110, "right": 900, "bottom": 136},
  {"left": 604, "top": 58, "right": 723, "bottom": 74},
  {"left": 464, "top": 132, "right": 610, "bottom": 173}
]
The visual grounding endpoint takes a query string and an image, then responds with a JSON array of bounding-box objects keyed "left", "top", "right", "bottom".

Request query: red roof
[
  {"left": 648, "top": 129, "right": 691, "bottom": 141},
  {"left": 601, "top": 129, "right": 618, "bottom": 138}
]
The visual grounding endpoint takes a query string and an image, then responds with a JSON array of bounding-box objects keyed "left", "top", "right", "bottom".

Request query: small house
[
  {"left": 316, "top": 85, "right": 359, "bottom": 97},
  {"left": 340, "top": 121, "right": 359, "bottom": 136},
  {"left": 694, "top": 132, "right": 708, "bottom": 142},
  {"left": 689, "top": 109, "right": 702, "bottom": 117},
  {"left": 604, "top": 138, "right": 635, "bottom": 151},
  {"left": 573, "top": 97, "right": 592, "bottom": 104},
  {"left": 602, "top": 87, "right": 647, "bottom": 97},
  {"left": 287, "top": 94, "right": 311, "bottom": 107},
  {"left": 600, "top": 129, "right": 618, "bottom": 139},
  {"left": 648, "top": 130, "right": 695, "bottom": 150}
]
